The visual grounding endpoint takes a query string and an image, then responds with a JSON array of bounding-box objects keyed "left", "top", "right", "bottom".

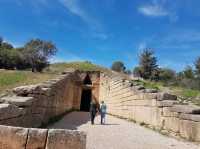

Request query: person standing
[
  {"left": 100, "top": 101, "right": 107, "bottom": 124},
  {"left": 90, "top": 100, "right": 97, "bottom": 125}
]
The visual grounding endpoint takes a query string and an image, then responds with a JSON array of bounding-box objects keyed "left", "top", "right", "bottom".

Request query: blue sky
[{"left": 0, "top": 0, "right": 200, "bottom": 71}]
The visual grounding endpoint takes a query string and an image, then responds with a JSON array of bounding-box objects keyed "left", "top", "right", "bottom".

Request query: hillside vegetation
[
  {"left": 1, "top": 61, "right": 200, "bottom": 106},
  {"left": 47, "top": 61, "right": 109, "bottom": 73},
  {"left": 133, "top": 79, "right": 200, "bottom": 105},
  {"left": 0, "top": 61, "right": 109, "bottom": 96},
  {"left": 0, "top": 70, "right": 56, "bottom": 96}
]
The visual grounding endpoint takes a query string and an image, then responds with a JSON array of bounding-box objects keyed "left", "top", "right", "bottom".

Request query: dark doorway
[
  {"left": 84, "top": 74, "right": 92, "bottom": 84},
  {"left": 80, "top": 74, "right": 92, "bottom": 112},
  {"left": 80, "top": 89, "right": 91, "bottom": 111}
]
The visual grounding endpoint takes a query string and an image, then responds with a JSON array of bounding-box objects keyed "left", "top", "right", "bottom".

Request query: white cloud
[
  {"left": 59, "top": 0, "right": 94, "bottom": 25},
  {"left": 138, "top": 5, "right": 168, "bottom": 17},
  {"left": 138, "top": 0, "right": 178, "bottom": 21}
]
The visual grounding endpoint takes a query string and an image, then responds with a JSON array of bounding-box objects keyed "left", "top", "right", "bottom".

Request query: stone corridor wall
[
  {"left": 0, "top": 125, "right": 86, "bottom": 149},
  {"left": 0, "top": 70, "right": 82, "bottom": 127},
  {"left": 0, "top": 70, "right": 86, "bottom": 149},
  {"left": 99, "top": 72, "right": 200, "bottom": 142}
]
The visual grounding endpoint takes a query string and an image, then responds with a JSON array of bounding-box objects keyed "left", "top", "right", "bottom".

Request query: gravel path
[{"left": 49, "top": 112, "right": 199, "bottom": 149}]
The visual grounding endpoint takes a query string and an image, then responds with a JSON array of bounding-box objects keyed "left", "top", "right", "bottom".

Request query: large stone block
[
  {"left": 1, "top": 96, "right": 34, "bottom": 107},
  {"left": 21, "top": 114, "right": 43, "bottom": 128},
  {"left": 170, "top": 105, "right": 200, "bottom": 114},
  {"left": 157, "top": 100, "right": 178, "bottom": 107},
  {"left": 46, "top": 129, "right": 86, "bottom": 149},
  {"left": 151, "top": 107, "right": 163, "bottom": 128},
  {"left": 0, "top": 125, "right": 28, "bottom": 149},
  {"left": 163, "top": 116, "right": 180, "bottom": 133},
  {"left": 134, "top": 106, "right": 152, "bottom": 124},
  {"left": 13, "top": 85, "right": 38, "bottom": 96},
  {"left": 26, "top": 128, "right": 48, "bottom": 149},
  {"left": 0, "top": 116, "right": 24, "bottom": 127},
  {"left": 180, "top": 120, "right": 200, "bottom": 141},
  {"left": 162, "top": 107, "right": 179, "bottom": 117},
  {"left": 179, "top": 113, "right": 200, "bottom": 122},
  {"left": 133, "top": 99, "right": 152, "bottom": 106},
  {"left": 143, "top": 93, "right": 158, "bottom": 100},
  {"left": 0, "top": 104, "right": 25, "bottom": 121},
  {"left": 157, "top": 93, "right": 177, "bottom": 101}
]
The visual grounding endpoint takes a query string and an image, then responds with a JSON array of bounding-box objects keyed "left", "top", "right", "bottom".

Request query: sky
[{"left": 0, "top": 0, "right": 200, "bottom": 71}]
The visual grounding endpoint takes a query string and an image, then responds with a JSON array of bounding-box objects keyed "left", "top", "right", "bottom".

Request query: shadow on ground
[{"left": 48, "top": 112, "right": 119, "bottom": 130}]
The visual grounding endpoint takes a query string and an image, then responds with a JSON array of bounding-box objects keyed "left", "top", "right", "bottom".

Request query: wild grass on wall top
[
  {"left": 47, "top": 61, "right": 110, "bottom": 73},
  {"left": 0, "top": 70, "right": 56, "bottom": 96}
]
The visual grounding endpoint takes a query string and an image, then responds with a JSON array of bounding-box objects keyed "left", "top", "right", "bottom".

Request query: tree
[
  {"left": 139, "top": 49, "right": 158, "bottom": 79},
  {"left": 133, "top": 66, "right": 142, "bottom": 77},
  {"left": 23, "top": 39, "right": 57, "bottom": 72},
  {"left": 195, "top": 57, "right": 200, "bottom": 78},
  {"left": 111, "top": 61, "right": 126, "bottom": 72},
  {"left": 183, "top": 66, "right": 194, "bottom": 79},
  {"left": 1, "top": 42, "right": 13, "bottom": 49},
  {"left": 0, "top": 37, "right": 3, "bottom": 46},
  {"left": 159, "top": 68, "right": 176, "bottom": 82},
  {"left": 0, "top": 39, "right": 18, "bottom": 69}
]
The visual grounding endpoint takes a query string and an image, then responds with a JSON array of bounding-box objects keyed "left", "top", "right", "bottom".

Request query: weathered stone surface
[
  {"left": 46, "top": 129, "right": 86, "bottom": 149},
  {"left": 144, "top": 89, "right": 158, "bottom": 93},
  {"left": 134, "top": 106, "right": 152, "bottom": 124},
  {"left": 163, "top": 116, "right": 180, "bottom": 133},
  {"left": 26, "top": 128, "right": 48, "bottom": 149},
  {"left": 21, "top": 114, "right": 43, "bottom": 128},
  {"left": 171, "top": 105, "right": 200, "bottom": 114},
  {"left": 13, "top": 85, "right": 38, "bottom": 96},
  {"left": 180, "top": 120, "right": 200, "bottom": 141},
  {"left": 157, "top": 93, "right": 177, "bottom": 101},
  {"left": 134, "top": 85, "right": 145, "bottom": 90},
  {"left": 157, "top": 100, "right": 179, "bottom": 107},
  {"left": 133, "top": 99, "right": 152, "bottom": 106},
  {"left": 163, "top": 107, "right": 179, "bottom": 117},
  {"left": 150, "top": 107, "right": 163, "bottom": 127},
  {"left": 0, "top": 96, "right": 34, "bottom": 107},
  {"left": 180, "top": 113, "right": 200, "bottom": 122},
  {"left": 0, "top": 103, "right": 24, "bottom": 120},
  {"left": 143, "top": 93, "right": 158, "bottom": 100},
  {"left": 0, "top": 125, "right": 28, "bottom": 149}
]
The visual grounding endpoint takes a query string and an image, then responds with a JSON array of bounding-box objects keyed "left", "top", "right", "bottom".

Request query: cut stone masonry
[{"left": 99, "top": 72, "right": 200, "bottom": 142}]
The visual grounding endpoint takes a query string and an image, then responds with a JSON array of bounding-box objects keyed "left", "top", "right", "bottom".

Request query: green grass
[
  {"left": 0, "top": 61, "right": 111, "bottom": 96},
  {"left": 132, "top": 79, "right": 161, "bottom": 90},
  {"left": 0, "top": 70, "right": 56, "bottom": 96},
  {"left": 46, "top": 61, "right": 109, "bottom": 73},
  {"left": 132, "top": 79, "right": 200, "bottom": 105},
  {"left": 1, "top": 61, "right": 199, "bottom": 106},
  {"left": 168, "top": 87, "right": 200, "bottom": 105}
]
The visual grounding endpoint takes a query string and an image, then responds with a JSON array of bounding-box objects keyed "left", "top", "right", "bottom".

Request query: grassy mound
[
  {"left": 0, "top": 70, "right": 56, "bottom": 95},
  {"left": 0, "top": 61, "right": 110, "bottom": 95},
  {"left": 46, "top": 61, "right": 110, "bottom": 73}
]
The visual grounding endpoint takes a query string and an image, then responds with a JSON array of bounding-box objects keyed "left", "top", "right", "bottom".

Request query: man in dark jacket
[{"left": 90, "top": 100, "right": 98, "bottom": 125}]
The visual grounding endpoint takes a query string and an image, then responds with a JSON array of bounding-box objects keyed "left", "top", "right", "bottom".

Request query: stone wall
[
  {"left": 0, "top": 71, "right": 83, "bottom": 127},
  {"left": 99, "top": 72, "right": 200, "bottom": 142},
  {"left": 0, "top": 125, "right": 86, "bottom": 149},
  {"left": 0, "top": 70, "right": 86, "bottom": 149}
]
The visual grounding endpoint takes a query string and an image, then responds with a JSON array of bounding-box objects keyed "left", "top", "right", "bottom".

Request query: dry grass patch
[{"left": 0, "top": 69, "right": 56, "bottom": 95}]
